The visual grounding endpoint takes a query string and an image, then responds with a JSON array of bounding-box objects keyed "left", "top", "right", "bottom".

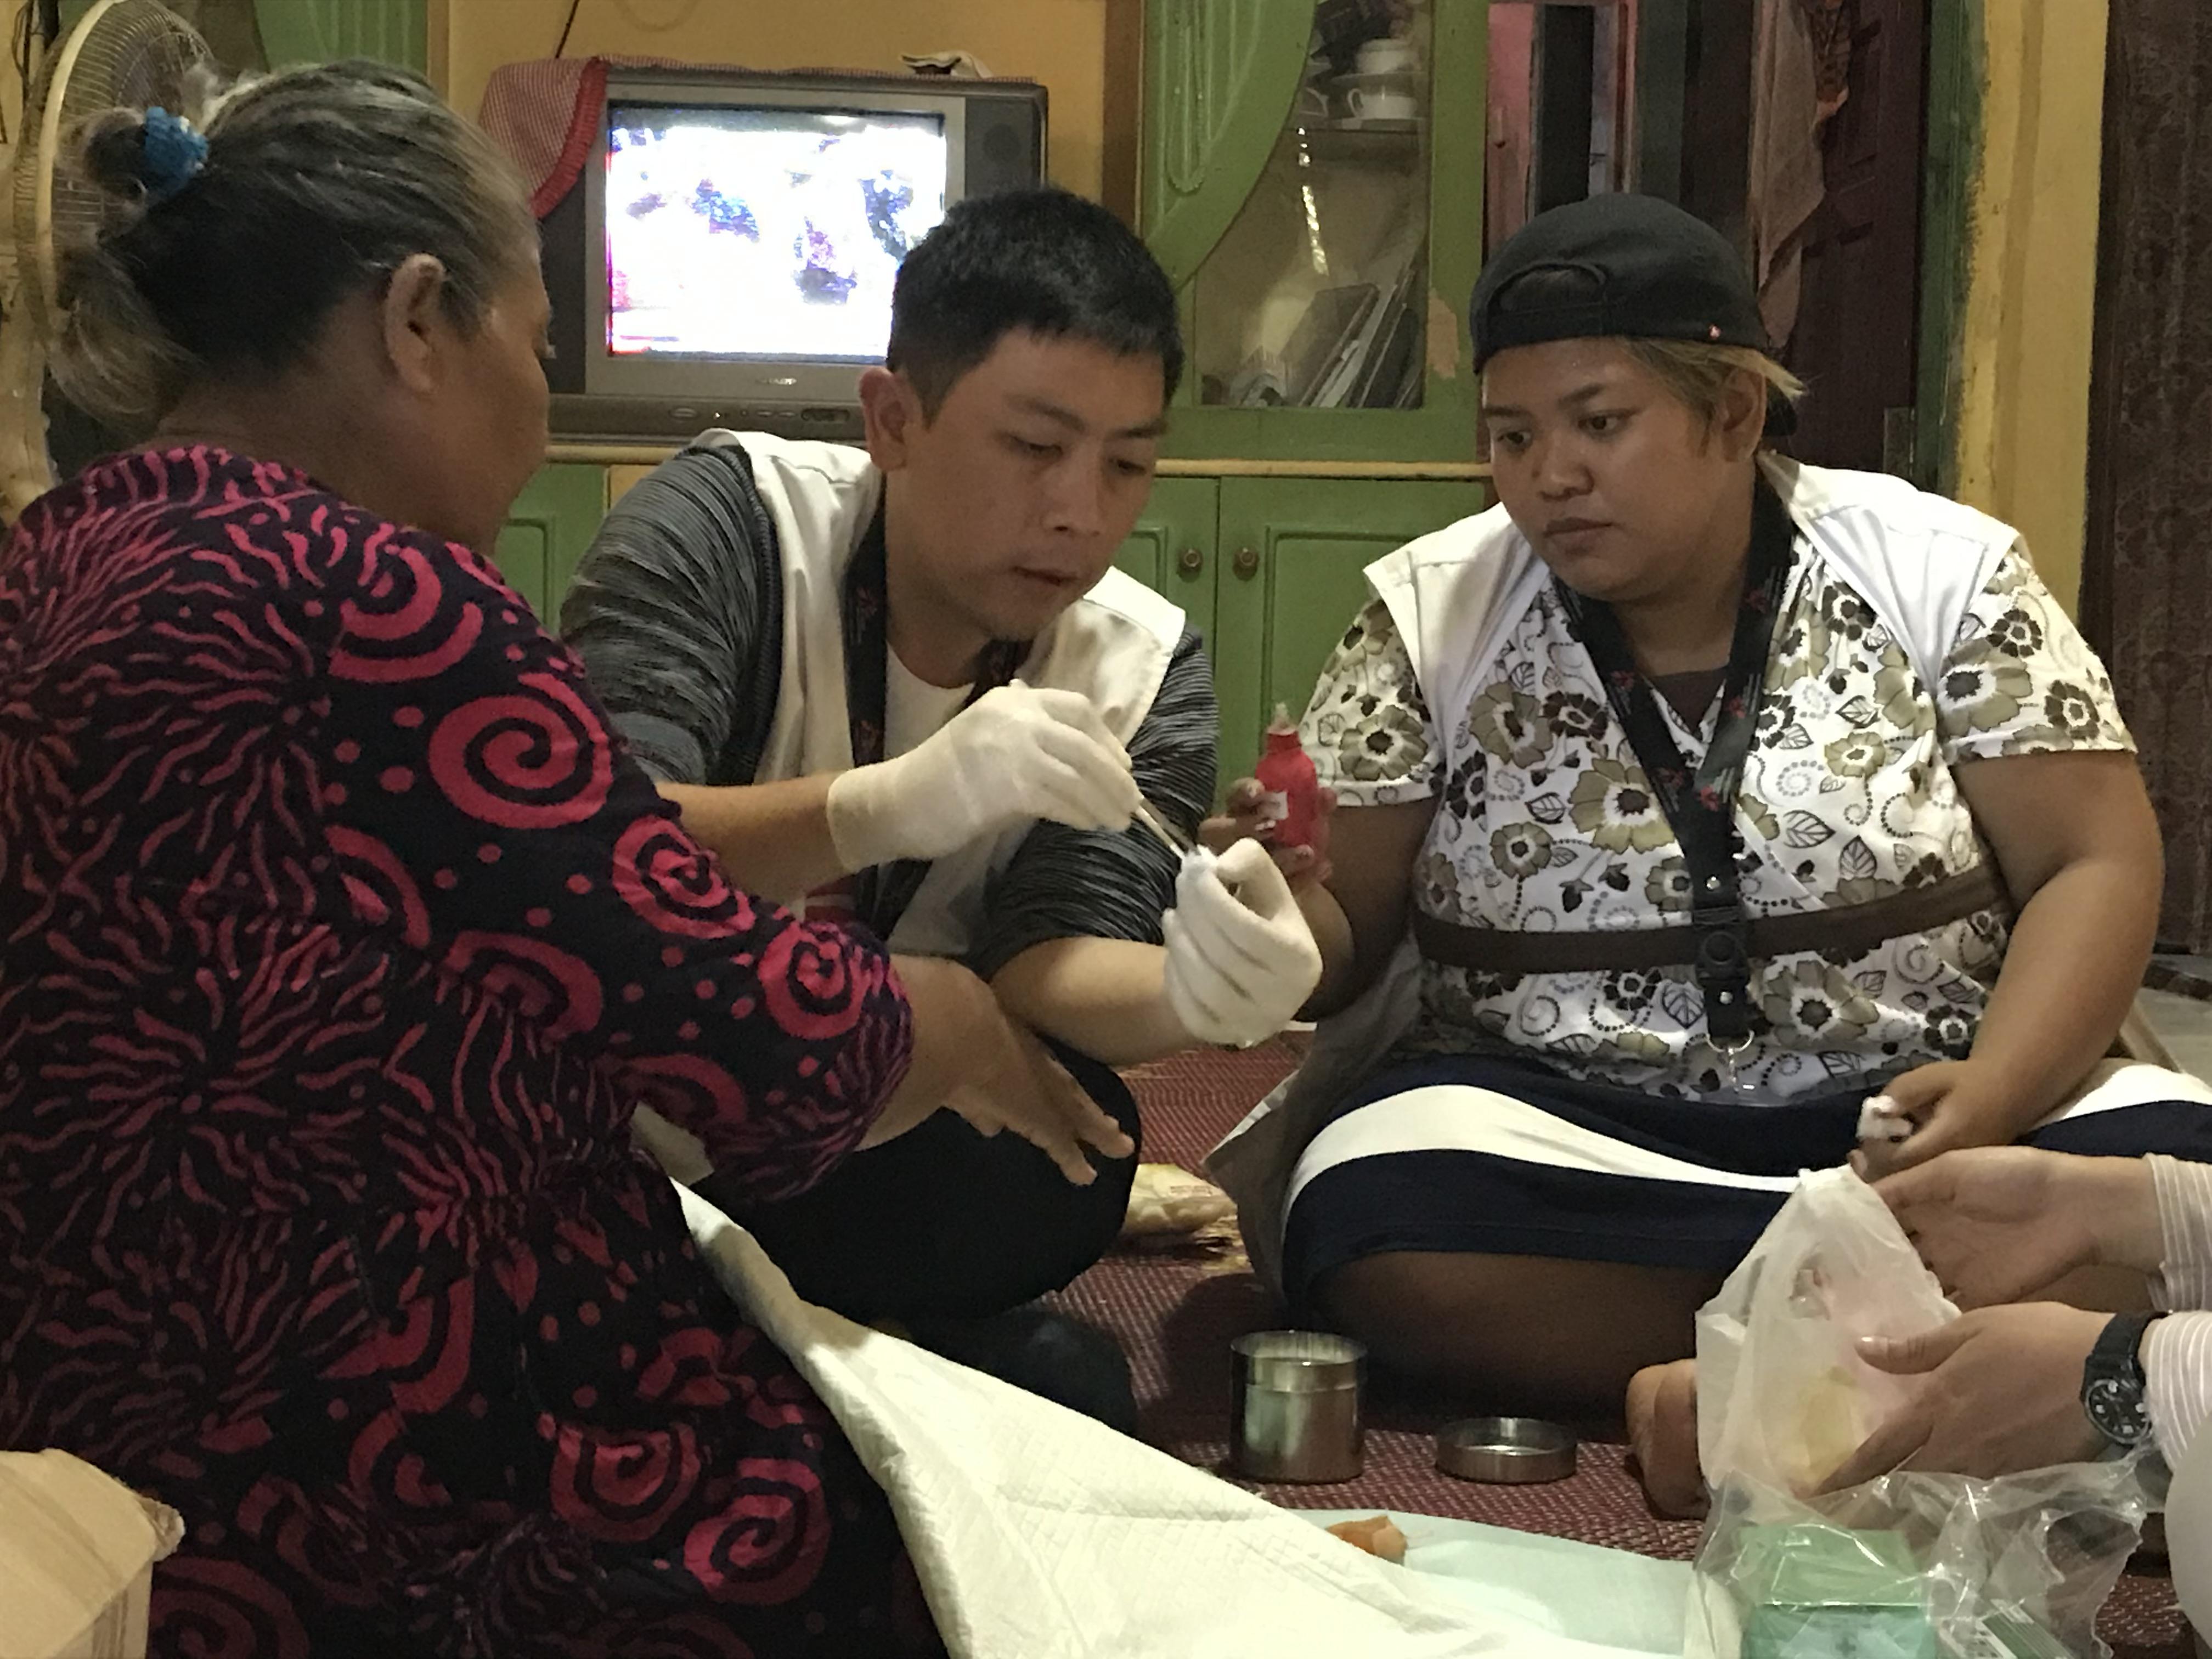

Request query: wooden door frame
[{"left": 1912, "top": 0, "right": 1978, "bottom": 496}]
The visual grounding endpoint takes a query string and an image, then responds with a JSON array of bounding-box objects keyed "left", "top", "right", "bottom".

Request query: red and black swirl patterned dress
[{"left": 0, "top": 448, "right": 938, "bottom": 1657}]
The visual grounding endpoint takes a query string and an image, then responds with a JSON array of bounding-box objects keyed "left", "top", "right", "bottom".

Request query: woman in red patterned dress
[{"left": 0, "top": 63, "right": 1128, "bottom": 1657}]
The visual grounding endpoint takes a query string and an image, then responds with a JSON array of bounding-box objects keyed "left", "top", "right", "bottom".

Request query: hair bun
[
  {"left": 81, "top": 111, "right": 154, "bottom": 198},
  {"left": 134, "top": 108, "right": 207, "bottom": 204},
  {"left": 77, "top": 107, "right": 206, "bottom": 206}
]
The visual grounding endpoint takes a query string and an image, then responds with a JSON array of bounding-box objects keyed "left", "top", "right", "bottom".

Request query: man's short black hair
[{"left": 887, "top": 187, "right": 1183, "bottom": 415}]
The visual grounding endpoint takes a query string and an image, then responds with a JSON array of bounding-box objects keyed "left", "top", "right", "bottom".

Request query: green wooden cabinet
[
  {"left": 1113, "top": 475, "right": 1221, "bottom": 644},
  {"left": 1115, "top": 473, "right": 1488, "bottom": 787},
  {"left": 495, "top": 463, "right": 605, "bottom": 624},
  {"left": 1141, "top": 0, "right": 1488, "bottom": 465},
  {"left": 1211, "top": 477, "right": 1485, "bottom": 781},
  {"left": 1133, "top": 0, "right": 1494, "bottom": 781}
]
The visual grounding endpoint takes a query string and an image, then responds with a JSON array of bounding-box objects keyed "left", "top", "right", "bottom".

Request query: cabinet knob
[
  {"left": 1176, "top": 545, "right": 1205, "bottom": 576},
  {"left": 1232, "top": 546, "right": 1260, "bottom": 580}
]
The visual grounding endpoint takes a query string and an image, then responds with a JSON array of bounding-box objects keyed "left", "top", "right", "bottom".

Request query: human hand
[
  {"left": 826, "top": 680, "right": 1141, "bottom": 869},
  {"left": 1161, "top": 841, "right": 1324, "bottom": 1047},
  {"left": 1198, "top": 776, "right": 1339, "bottom": 888},
  {"left": 1849, "top": 1060, "right": 2037, "bottom": 1180},
  {"left": 1874, "top": 1147, "right": 2159, "bottom": 1308},
  {"left": 1819, "top": 1305, "right": 2110, "bottom": 1489},
  {"left": 944, "top": 1011, "right": 1136, "bottom": 1186}
]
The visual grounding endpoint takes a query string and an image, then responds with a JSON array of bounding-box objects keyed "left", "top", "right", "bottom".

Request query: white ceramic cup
[
  {"left": 1355, "top": 36, "right": 1421, "bottom": 76},
  {"left": 1347, "top": 84, "right": 1419, "bottom": 121}
]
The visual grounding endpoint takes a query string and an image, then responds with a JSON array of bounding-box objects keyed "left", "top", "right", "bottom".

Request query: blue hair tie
[{"left": 137, "top": 108, "right": 207, "bottom": 205}]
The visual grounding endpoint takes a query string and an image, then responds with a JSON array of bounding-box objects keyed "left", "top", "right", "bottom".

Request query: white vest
[
  {"left": 1207, "top": 458, "right": 2026, "bottom": 1295},
  {"left": 701, "top": 430, "right": 1189, "bottom": 957}
]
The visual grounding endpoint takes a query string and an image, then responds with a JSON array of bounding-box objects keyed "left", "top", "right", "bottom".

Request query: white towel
[{"left": 675, "top": 1183, "right": 1661, "bottom": 1659}]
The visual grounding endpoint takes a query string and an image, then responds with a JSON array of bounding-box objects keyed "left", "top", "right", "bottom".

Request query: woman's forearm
[
  {"left": 861, "top": 955, "right": 998, "bottom": 1148},
  {"left": 659, "top": 776, "right": 845, "bottom": 902},
  {"left": 1298, "top": 881, "right": 1365, "bottom": 1019},
  {"left": 1970, "top": 851, "right": 2158, "bottom": 1123}
]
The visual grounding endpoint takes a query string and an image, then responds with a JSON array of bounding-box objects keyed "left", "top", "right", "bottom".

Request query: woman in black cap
[{"left": 1205, "top": 192, "right": 2212, "bottom": 1508}]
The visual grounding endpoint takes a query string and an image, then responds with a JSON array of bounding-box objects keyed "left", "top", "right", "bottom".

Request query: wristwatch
[{"left": 2080, "top": 1311, "right": 2166, "bottom": 1448}]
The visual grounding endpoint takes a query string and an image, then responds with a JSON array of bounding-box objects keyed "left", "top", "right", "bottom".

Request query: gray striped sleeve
[
  {"left": 560, "top": 447, "right": 777, "bottom": 787},
  {"left": 969, "top": 627, "right": 1218, "bottom": 980}
]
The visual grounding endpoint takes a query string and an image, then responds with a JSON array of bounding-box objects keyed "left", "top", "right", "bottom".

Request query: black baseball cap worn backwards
[{"left": 1470, "top": 193, "right": 1796, "bottom": 436}]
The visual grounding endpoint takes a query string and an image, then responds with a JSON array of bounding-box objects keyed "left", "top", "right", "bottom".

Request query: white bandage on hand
[
  {"left": 824, "top": 680, "right": 1142, "bottom": 871},
  {"left": 1160, "top": 840, "right": 1324, "bottom": 1048},
  {"left": 1857, "top": 1093, "right": 1912, "bottom": 1147}
]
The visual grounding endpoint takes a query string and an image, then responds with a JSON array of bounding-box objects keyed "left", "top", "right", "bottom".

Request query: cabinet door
[
  {"left": 1149, "top": 0, "right": 1489, "bottom": 465},
  {"left": 1112, "top": 476, "right": 1218, "bottom": 645},
  {"left": 495, "top": 463, "right": 607, "bottom": 625},
  {"left": 255, "top": 0, "right": 426, "bottom": 69},
  {"left": 1212, "top": 476, "right": 1488, "bottom": 782},
  {"left": 1141, "top": 0, "right": 1315, "bottom": 287}
]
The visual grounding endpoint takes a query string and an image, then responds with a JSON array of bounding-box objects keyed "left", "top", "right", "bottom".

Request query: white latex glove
[
  {"left": 825, "top": 680, "right": 1142, "bottom": 870},
  {"left": 1160, "top": 840, "right": 1323, "bottom": 1048}
]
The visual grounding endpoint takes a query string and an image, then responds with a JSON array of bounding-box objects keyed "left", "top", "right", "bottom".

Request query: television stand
[{"left": 549, "top": 394, "right": 864, "bottom": 447}]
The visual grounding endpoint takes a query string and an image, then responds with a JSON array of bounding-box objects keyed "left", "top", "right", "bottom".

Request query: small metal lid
[
  {"left": 1231, "top": 1330, "right": 1365, "bottom": 1393},
  {"left": 1435, "top": 1417, "right": 1578, "bottom": 1484}
]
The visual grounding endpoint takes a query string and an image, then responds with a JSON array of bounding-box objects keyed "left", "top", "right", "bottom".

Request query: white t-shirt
[{"left": 885, "top": 648, "right": 973, "bottom": 761}]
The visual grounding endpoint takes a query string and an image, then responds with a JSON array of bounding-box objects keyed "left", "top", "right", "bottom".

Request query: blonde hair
[{"left": 1618, "top": 337, "right": 1805, "bottom": 432}]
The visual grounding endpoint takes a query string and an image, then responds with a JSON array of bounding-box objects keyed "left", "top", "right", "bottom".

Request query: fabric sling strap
[
  {"left": 1553, "top": 482, "right": 1796, "bottom": 1048},
  {"left": 1412, "top": 860, "right": 2008, "bottom": 975},
  {"left": 842, "top": 506, "right": 1024, "bottom": 940}
]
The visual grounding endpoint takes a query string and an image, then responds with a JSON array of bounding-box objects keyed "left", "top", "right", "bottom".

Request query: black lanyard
[
  {"left": 1555, "top": 485, "right": 1797, "bottom": 1047},
  {"left": 842, "top": 506, "right": 1024, "bottom": 940}
]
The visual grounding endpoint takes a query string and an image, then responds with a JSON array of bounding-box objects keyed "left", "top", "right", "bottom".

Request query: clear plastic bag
[{"left": 1687, "top": 1166, "right": 2154, "bottom": 1659}]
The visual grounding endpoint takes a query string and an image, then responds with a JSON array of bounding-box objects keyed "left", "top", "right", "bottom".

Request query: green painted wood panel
[
  {"left": 255, "top": 0, "right": 424, "bottom": 69},
  {"left": 1212, "top": 475, "right": 1488, "bottom": 782},
  {"left": 1141, "top": 0, "right": 1314, "bottom": 287},
  {"left": 1113, "top": 475, "right": 1219, "bottom": 646},
  {"left": 495, "top": 462, "right": 605, "bottom": 625}
]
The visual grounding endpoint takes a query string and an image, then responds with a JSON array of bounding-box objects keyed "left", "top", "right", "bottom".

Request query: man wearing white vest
[{"left": 563, "top": 189, "right": 1319, "bottom": 1423}]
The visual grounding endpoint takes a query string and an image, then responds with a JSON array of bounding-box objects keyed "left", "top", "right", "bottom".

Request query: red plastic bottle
[{"left": 1253, "top": 704, "right": 1322, "bottom": 851}]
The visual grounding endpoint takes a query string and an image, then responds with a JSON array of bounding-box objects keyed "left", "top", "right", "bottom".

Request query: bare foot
[{"left": 1624, "top": 1358, "right": 1707, "bottom": 1519}]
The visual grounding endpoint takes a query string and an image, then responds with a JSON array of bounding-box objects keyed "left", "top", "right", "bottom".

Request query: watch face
[{"left": 2085, "top": 1374, "right": 2153, "bottom": 1447}]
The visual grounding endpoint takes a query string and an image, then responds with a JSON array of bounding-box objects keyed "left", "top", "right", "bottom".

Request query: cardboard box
[{"left": 0, "top": 1452, "right": 182, "bottom": 1658}]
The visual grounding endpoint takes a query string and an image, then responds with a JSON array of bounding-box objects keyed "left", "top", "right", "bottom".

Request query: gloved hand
[
  {"left": 825, "top": 680, "right": 1142, "bottom": 870},
  {"left": 1160, "top": 840, "right": 1324, "bottom": 1047}
]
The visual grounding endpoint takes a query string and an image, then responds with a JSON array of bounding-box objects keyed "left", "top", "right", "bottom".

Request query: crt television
[{"left": 542, "top": 69, "right": 1048, "bottom": 444}]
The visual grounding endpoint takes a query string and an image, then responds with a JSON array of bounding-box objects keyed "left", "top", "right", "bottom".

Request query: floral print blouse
[{"left": 1303, "top": 546, "right": 2132, "bottom": 1102}]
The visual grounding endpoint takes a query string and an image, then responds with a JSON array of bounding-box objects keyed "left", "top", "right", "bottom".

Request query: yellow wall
[
  {"left": 1951, "top": 1, "right": 2109, "bottom": 611},
  {"left": 430, "top": 0, "right": 1113, "bottom": 202}
]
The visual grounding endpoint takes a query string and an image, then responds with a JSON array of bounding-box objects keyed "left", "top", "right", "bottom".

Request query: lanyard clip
[{"left": 1691, "top": 907, "right": 1754, "bottom": 1043}]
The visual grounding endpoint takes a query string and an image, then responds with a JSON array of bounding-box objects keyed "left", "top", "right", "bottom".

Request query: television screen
[{"left": 603, "top": 103, "right": 950, "bottom": 363}]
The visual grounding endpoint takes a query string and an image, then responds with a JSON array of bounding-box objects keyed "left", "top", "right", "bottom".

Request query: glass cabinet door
[
  {"left": 1190, "top": 0, "right": 1438, "bottom": 413},
  {"left": 1142, "top": 0, "right": 1486, "bottom": 462}
]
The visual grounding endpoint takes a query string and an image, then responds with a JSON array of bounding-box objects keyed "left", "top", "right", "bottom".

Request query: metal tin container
[
  {"left": 1230, "top": 1330, "right": 1365, "bottom": 1483},
  {"left": 1435, "top": 1417, "right": 1578, "bottom": 1484}
]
